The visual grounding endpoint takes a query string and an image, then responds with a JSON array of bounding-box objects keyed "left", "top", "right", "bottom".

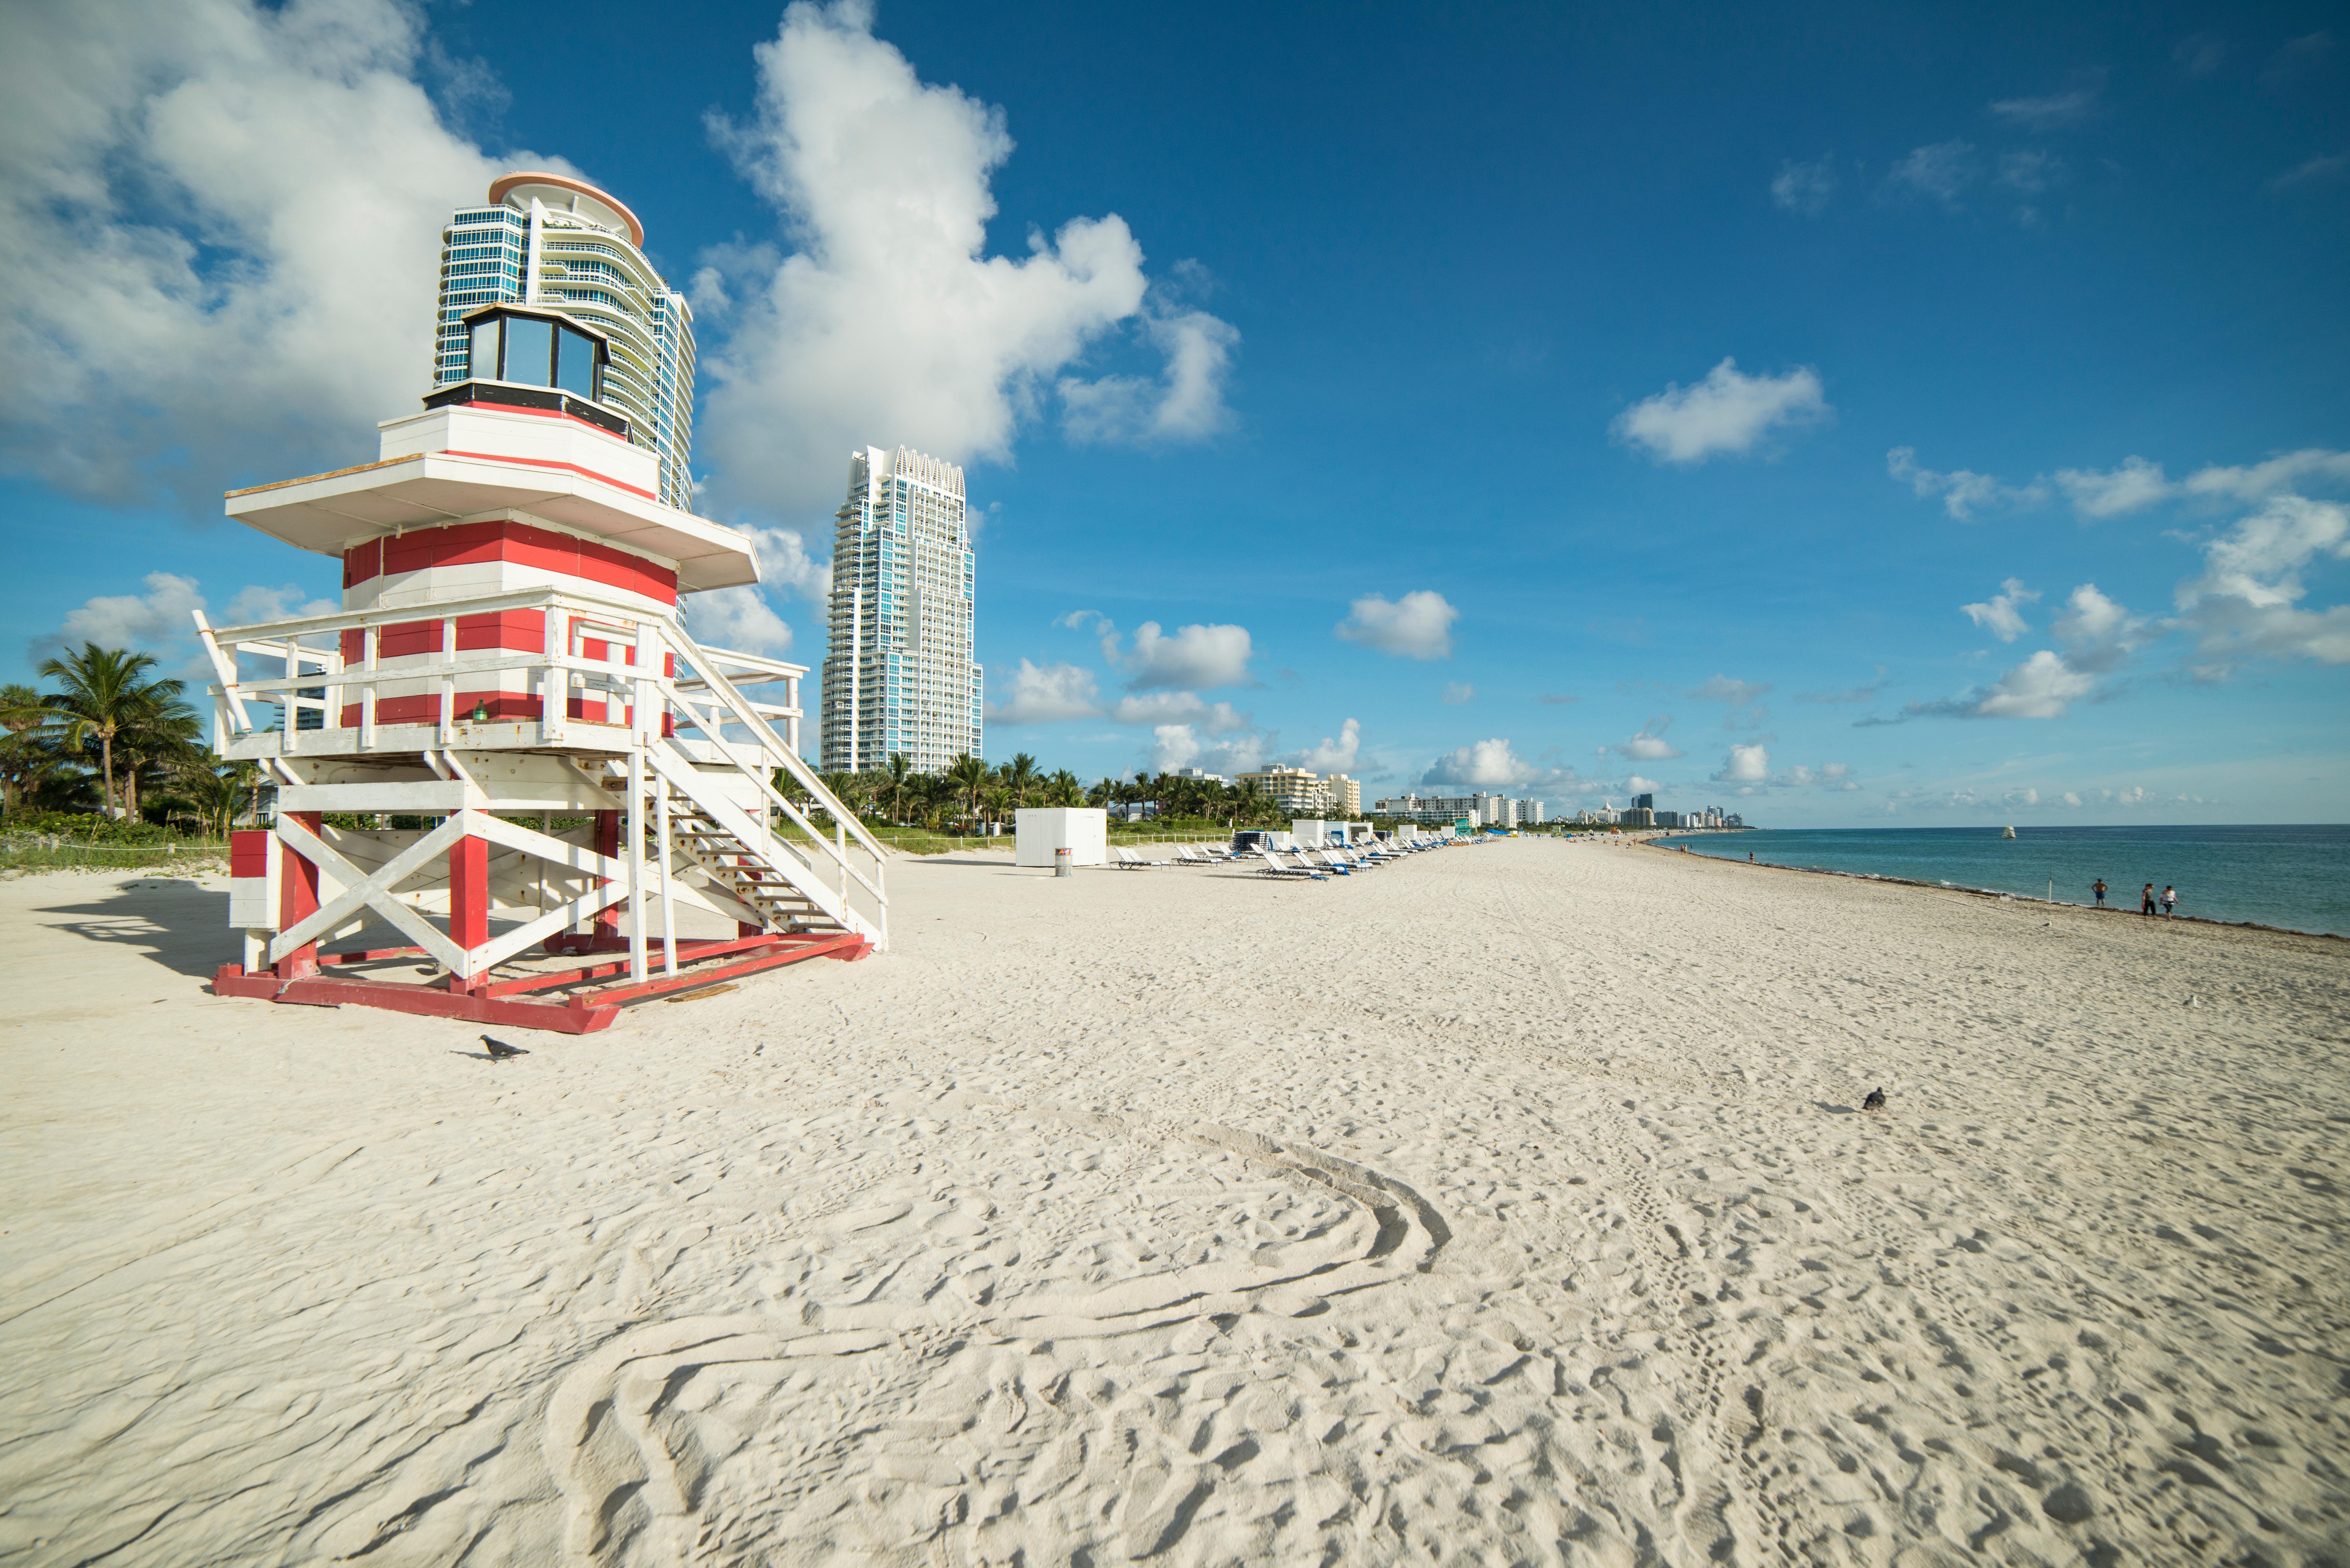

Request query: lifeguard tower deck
[{"left": 200, "top": 302, "right": 886, "bottom": 1033}]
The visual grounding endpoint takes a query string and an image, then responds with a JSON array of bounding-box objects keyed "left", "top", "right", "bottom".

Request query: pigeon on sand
[
  {"left": 482, "top": 1034, "right": 528, "bottom": 1060},
  {"left": 1861, "top": 1087, "right": 1886, "bottom": 1112}
]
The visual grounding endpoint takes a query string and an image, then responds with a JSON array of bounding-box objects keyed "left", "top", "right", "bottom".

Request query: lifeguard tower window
[{"left": 464, "top": 308, "right": 603, "bottom": 403}]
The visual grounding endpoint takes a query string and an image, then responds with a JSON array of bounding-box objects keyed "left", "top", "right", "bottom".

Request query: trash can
[{"left": 1055, "top": 846, "right": 1073, "bottom": 878}]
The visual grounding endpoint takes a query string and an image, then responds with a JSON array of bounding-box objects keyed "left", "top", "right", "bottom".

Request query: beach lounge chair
[
  {"left": 1114, "top": 846, "right": 1169, "bottom": 869},
  {"left": 1255, "top": 848, "right": 1328, "bottom": 880}
]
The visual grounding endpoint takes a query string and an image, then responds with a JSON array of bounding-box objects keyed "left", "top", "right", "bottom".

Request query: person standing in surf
[
  {"left": 2093, "top": 878, "right": 2108, "bottom": 908},
  {"left": 2142, "top": 882, "right": 2157, "bottom": 915},
  {"left": 2162, "top": 884, "right": 2178, "bottom": 917}
]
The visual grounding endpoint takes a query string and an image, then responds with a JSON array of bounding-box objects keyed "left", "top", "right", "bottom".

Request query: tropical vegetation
[{"left": 2, "top": 643, "right": 251, "bottom": 845}]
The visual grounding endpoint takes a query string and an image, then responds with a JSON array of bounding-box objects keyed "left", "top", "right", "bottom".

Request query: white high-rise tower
[
  {"left": 430, "top": 172, "right": 696, "bottom": 509},
  {"left": 822, "top": 447, "right": 982, "bottom": 774}
]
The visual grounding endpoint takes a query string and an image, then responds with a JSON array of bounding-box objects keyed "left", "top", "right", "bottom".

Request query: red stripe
[
  {"left": 461, "top": 399, "right": 636, "bottom": 442},
  {"left": 438, "top": 449, "right": 658, "bottom": 501},
  {"left": 342, "top": 521, "right": 677, "bottom": 603}
]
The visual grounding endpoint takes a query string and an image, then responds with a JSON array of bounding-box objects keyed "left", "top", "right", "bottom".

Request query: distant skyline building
[
  {"left": 1236, "top": 765, "right": 1330, "bottom": 815},
  {"left": 432, "top": 172, "right": 696, "bottom": 509},
  {"left": 822, "top": 447, "right": 982, "bottom": 774}
]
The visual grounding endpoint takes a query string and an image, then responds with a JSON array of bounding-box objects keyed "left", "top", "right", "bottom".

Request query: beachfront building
[
  {"left": 1236, "top": 765, "right": 1330, "bottom": 815},
  {"left": 1373, "top": 791, "right": 1536, "bottom": 826},
  {"left": 431, "top": 173, "right": 696, "bottom": 509},
  {"left": 1523, "top": 801, "right": 1546, "bottom": 824},
  {"left": 1164, "top": 765, "right": 1232, "bottom": 787},
  {"left": 821, "top": 447, "right": 982, "bottom": 774},
  {"left": 1327, "top": 773, "right": 1362, "bottom": 815}
]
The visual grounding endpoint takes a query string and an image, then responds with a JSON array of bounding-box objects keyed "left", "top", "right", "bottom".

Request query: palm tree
[
  {"left": 114, "top": 690, "right": 201, "bottom": 820},
  {"left": 982, "top": 784, "right": 1012, "bottom": 831},
  {"left": 1006, "top": 752, "right": 1039, "bottom": 810},
  {"left": 38, "top": 645, "right": 184, "bottom": 818},
  {"left": 1, "top": 684, "right": 64, "bottom": 818},
  {"left": 176, "top": 760, "right": 258, "bottom": 839},
  {"left": 944, "top": 752, "right": 989, "bottom": 828},
  {"left": 885, "top": 752, "right": 912, "bottom": 824},
  {"left": 1042, "top": 768, "right": 1083, "bottom": 808}
]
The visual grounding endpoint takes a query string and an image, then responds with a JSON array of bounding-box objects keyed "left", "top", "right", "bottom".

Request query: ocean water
[{"left": 1655, "top": 824, "right": 2350, "bottom": 937}]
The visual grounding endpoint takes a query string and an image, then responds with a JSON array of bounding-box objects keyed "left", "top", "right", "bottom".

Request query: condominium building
[
  {"left": 1326, "top": 773, "right": 1361, "bottom": 816},
  {"left": 821, "top": 447, "right": 982, "bottom": 774},
  {"left": 431, "top": 172, "right": 696, "bottom": 509},
  {"left": 1236, "top": 765, "right": 1330, "bottom": 815}
]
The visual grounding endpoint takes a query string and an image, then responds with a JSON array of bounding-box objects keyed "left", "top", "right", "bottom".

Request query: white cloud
[
  {"left": 2173, "top": 495, "right": 2350, "bottom": 667},
  {"left": 1689, "top": 674, "right": 1771, "bottom": 705},
  {"left": 686, "top": 586, "right": 797, "bottom": 656},
  {"left": 1961, "top": 577, "right": 2039, "bottom": 641},
  {"left": 1971, "top": 650, "right": 2097, "bottom": 719},
  {"left": 2055, "top": 456, "right": 2172, "bottom": 517},
  {"left": 1625, "top": 774, "right": 1662, "bottom": 794},
  {"left": 2181, "top": 449, "right": 2350, "bottom": 503},
  {"left": 56, "top": 572, "right": 207, "bottom": 655},
  {"left": 986, "top": 659, "right": 1101, "bottom": 723},
  {"left": 1887, "top": 140, "right": 1978, "bottom": 206},
  {"left": 1111, "top": 620, "right": 1253, "bottom": 690},
  {"left": 1059, "top": 305, "right": 1238, "bottom": 444},
  {"left": 1614, "top": 716, "right": 1683, "bottom": 760},
  {"left": 745, "top": 525, "right": 831, "bottom": 604},
  {"left": 1771, "top": 156, "right": 1835, "bottom": 215},
  {"left": 2050, "top": 583, "right": 2145, "bottom": 654},
  {"left": 1110, "top": 691, "right": 1251, "bottom": 731},
  {"left": 1997, "top": 150, "right": 2064, "bottom": 195},
  {"left": 696, "top": 1, "right": 1232, "bottom": 515},
  {"left": 1714, "top": 744, "right": 1770, "bottom": 783},
  {"left": 222, "top": 583, "right": 336, "bottom": 628},
  {"left": 1287, "top": 718, "right": 1361, "bottom": 774},
  {"left": 1888, "top": 447, "right": 2047, "bottom": 520},
  {"left": 1440, "top": 681, "right": 1475, "bottom": 705},
  {"left": 1334, "top": 590, "right": 1457, "bottom": 660},
  {"left": 1151, "top": 723, "right": 1264, "bottom": 777},
  {"left": 0, "top": 0, "right": 538, "bottom": 511},
  {"left": 1613, "top": 358, "right": 1829, "bottom": 464},
  {"left": 1772, "top": 761, "right": 1859, "bottom": 790},
  {"left": 1989, "top": 74, "right": 2104, "bottom": 129},
  {"left": 1421, "top": 737, "right": 1535, "bottom": 788}
]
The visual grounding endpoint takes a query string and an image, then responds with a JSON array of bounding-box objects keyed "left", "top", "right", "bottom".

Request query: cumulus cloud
[
  {"left": 1713, "top": 744, "right": 1770, "bottom": 783},
  {"left": 2054, "top": 456, "right": 2172, "bottom": 517},
  {"left": 1059, "top": 306, "right": 1238, "bottom": 444},
  {"left": 2054, "top": 449, "right": 2350, "bottom": 517},
  {"left": 1771, "top": 155, "right": 1835, "bottom": 215},
  {"left": 697, "top": 1, "right": 1233, "bottom": 515},
  {"left": 1886, "top": 140, "right": 1978, "bottom": 206},
  {"left": 1440, "top": 681, "right": 1475, "bottom": 705},
  {"left": 745, "top": 525, "right": 831, "bottom": 603},
  {"left": 1887, "top": 650, "right": 2097, "bottom": 722},
  {"left": 1961, "top": 577, "right": 2039, "bottom": 642},
  {"left": 986, "top": 659, "right": 1102, "bottom": 723},
  {"left": 36, "top": 569, "right": 336, "bottom": 679},
  {"left": 1613, "top": 358, "right": 1829, "bottom": 464},
  {"left": 0, "top": 0, "right": 540, "bottom": 511},
  {"left": 1612, "top": 716, "right": 1683, "bottom": 760},
  {"left": 1988, "top": 72, "right": 2105, "bottom": 129},
  {"left": 2173, "top": 495, "right": 2350, "bottom": 668},
  {"left": 1110, "top": 620, "right": 1253, "bottom": 691},
  {"left": 1421, "top": 738, "right": 1535, "bottom": 788},
  {"left": 2050, "top": 583, "right": 2147, "bottom": 659},
  {"left": 1287, "top": 718, "right": 1362, "bottom": 774},
  {"left": 1888, "top": 447, "right": 2047, "bottom": 520},
  {"left": 1334, "top": 590, "right": 1457, "bottom": 660},
  {"left": 685, "top": 586, "right": 798, "bottom": 656},
  {"left": 1151, "top": 723, "right": 1264, "bottom": 777}
]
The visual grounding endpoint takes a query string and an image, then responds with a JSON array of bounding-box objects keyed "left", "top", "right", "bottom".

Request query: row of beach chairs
[{"left": 1110, "top": 834, "right": 1465, "bottom": 880}]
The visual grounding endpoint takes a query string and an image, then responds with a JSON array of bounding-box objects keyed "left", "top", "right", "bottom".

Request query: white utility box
[{"left": 1016, "top": 808, "right": 1107, "bottom": 868}]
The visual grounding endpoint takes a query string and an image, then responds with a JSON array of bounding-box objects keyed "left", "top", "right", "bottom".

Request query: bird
[
  {"left": 1861, "top": 1087, "right": 1887, "bottom": 1112},
  {"left": 481, "top": 1034, "right": 528, "bottom": 1060}
]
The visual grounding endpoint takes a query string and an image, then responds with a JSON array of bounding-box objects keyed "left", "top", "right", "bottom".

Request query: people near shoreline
[
  {"left": 2162, "top": 884, "right": 2177, "bottom": 917},
  {"left": 2092, "top": 878, "right": 2108, "bottom": 908},
  {"left": 2141, "top": 882, "right": 2157, "bottom": 915}
]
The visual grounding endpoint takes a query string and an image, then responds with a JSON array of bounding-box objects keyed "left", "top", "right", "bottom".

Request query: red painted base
[{"left": 209, "top": 931, "right": 871, "bottom": 1034}]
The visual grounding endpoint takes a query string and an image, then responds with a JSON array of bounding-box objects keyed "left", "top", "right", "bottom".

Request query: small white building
[{"left": 1015, "top": 808, "right": 1107, "bottom": 867}]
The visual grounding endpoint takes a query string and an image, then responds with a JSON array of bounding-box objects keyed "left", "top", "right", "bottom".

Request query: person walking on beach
[
  {"left": 2141, "top": 882, "right": 2157, "bottom": 915},
  {"left": 2092, "top": 878, "right": 2108, "bottom": 908},
  {"left": 2161, "top": 884, "right": 2177, "bottom": 917}
]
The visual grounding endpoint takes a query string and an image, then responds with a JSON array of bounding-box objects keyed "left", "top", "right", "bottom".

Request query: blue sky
[{"left": 4, "top": 0, "right": 2346, "bottom": 823}]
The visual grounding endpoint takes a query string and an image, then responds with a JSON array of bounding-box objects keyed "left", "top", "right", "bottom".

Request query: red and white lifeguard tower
[{"left": 198, "top": 301, "right": 886, "bottom": 1033}]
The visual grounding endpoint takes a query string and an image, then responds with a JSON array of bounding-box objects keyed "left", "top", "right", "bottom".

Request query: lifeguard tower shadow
[{"left": 35, "top": 882, "right": 239, "bottom": 981}]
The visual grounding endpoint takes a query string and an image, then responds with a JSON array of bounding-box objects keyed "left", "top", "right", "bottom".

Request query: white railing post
[
  {"left": 657, "top": 784, "right": 677, "bottom": 977},
  {"left": 438, "top": 616, "right": 457, "bottom": 745},
  {"left": 360, "top": 624, "right": 378, "bottom": 749}
]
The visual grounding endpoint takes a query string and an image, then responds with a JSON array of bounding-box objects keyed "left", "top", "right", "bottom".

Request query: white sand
[{"left": 0, "top": 840, "right": 2344, "bottom": 1566}]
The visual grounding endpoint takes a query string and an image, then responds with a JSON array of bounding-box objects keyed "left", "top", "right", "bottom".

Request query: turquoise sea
[{"left": 1654, "top": 824, "right": 2350, "bottom": 937}]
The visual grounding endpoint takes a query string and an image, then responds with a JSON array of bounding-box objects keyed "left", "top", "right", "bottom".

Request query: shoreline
[{"left": 1649, "top": 835, "right": 2347, "bottom": 943}]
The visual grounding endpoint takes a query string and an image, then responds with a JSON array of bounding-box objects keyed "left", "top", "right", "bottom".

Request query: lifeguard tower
[{"left": 198, "top": 299, "right": 887, "bottom": 1033}]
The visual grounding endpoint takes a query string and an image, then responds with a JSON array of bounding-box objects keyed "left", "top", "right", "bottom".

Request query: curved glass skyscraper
[{"left": 431, "top": 172, "right": 696, "bottom": 509}]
